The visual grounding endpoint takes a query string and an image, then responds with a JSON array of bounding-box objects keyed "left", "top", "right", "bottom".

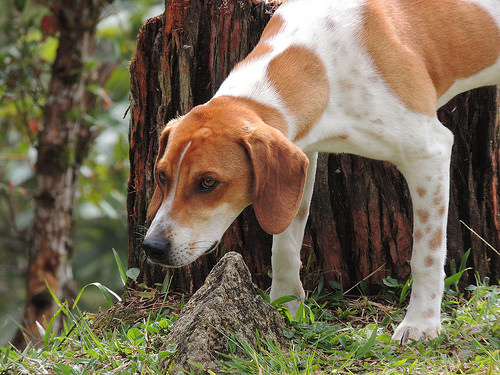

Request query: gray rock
[{"left": 161, "top": 252, "right": 289, "bottom": 373}]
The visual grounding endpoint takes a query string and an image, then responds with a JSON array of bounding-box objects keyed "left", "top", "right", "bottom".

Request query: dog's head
[{"left": 142, "top": 97, "right": 308, "bottom": 267}]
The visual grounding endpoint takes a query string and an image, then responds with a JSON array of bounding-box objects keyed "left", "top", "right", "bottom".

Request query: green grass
[{"left": 1, "top": 274, "right": 498, "bottom": 374}]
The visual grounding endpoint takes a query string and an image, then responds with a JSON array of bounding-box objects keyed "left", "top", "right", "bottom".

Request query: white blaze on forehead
[
  {"left": 147, "top": 141, "right": 192, "bottom": 237},
  {"left": 165, "top": 140, "right": 192, "bottom": 207}
]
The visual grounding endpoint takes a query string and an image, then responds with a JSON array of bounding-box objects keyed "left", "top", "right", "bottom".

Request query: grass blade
[{"left": 112, "top": 248, "right": 127, "bottom": 286}]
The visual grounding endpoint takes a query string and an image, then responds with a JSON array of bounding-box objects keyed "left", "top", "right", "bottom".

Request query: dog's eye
[
  {"left": 158, "top": 171, "right": 167, "bottom": 185},
  {"left": 200, "top": 177, "right": 218, "bottom": 192}
]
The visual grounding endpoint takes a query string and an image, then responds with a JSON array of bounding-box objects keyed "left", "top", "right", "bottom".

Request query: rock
[{"left": 161, "top": 252, "right": 289, "bottom": 373}]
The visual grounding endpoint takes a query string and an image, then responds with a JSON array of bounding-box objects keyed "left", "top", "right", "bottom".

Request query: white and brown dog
[{"left": 142, "top": 0, "right": 500, "bottom": 343}]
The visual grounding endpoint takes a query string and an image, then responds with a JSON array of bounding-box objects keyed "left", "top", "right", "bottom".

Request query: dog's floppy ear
[
  {"left": 241, "top": 125, "right": 309, "bottom": 234},
  {"left": 146, "top": 117, "right": 181, "bottom": 221}
]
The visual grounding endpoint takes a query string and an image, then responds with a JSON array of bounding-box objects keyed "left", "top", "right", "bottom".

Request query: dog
[{"left": 142, "top": 0, "right": 500, "bottom": 343}]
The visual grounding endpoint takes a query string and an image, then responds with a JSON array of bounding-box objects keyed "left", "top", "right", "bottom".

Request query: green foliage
[
  {"left": 0, "top": 0, "right": 164, "bottom": 344},
  {"left": 0, "top": 274, "right": 498, "bottom": 374}
]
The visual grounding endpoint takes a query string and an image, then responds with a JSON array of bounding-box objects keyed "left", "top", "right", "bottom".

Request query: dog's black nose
[{"left": 141, "top": 237, "right": 171, "bottom": 263}]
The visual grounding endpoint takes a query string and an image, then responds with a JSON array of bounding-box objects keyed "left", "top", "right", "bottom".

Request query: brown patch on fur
[
  {"left": 414, "top": 229, "right": 423, "bottom": 242},
  {"left": 296, "top": 202, "right": 310, "bottom": 220},
  {"left": 433, "top": 196, "right": 442, "bottom": 206},
  {"left": 438, "top": 205, "right": 446, "bottom": 217},
  {"left": 425, "top": 255, "right": 434, "bottom": 267},
  {"left": 237, "top": 43, "right": 273, "bottom": 68},
  {"left": 417, "top": 187, "right": 427, "bottom": 197},
  {"left": 416, "top": 209, "right": 430, "bottom": 224},
  {"left": 231, "top": 96, "right": 288, "bottom": 135},
  {"left": 234, "top": 14, "right": 284, "bottom": 69},
  {"left": 261, "top": 14, "right": 285, "bottom": 41},
  {"left": 431, "top": 293, "right": 437, "bottom": 299},
  {"left": 429, "top": 228, "right": 444, "bottom": 250},
  {"left": 424, "top": 308, "right": 435, "bottom": 319},
  {"left": 434, "top": 184, "right": 442, "bottom": 197},
  {"left": 360, "top": 0, "right": 500, "bottom": 114},
  {"left": 266, "top": 46, "right": 329, "bottom": 141}
]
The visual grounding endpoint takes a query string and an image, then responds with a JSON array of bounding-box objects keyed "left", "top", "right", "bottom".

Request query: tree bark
[
  {"left": 13, "top": 0, "right": 107, "bottom": 349},
  {"left": 128, "top": 0, "right": 499, "bottom": 296}
]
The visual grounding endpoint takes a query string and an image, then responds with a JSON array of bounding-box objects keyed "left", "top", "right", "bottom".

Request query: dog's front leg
[
  {"left": 270, "top": 152, "right": 318, "bottom": 318},
  {"left": 393, "top": 120, "right": 455, "bottom": 343}
]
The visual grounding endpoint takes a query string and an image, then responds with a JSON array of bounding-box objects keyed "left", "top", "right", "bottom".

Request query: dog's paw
[{"left": 392, "top": 321, "right": 440, "bottom": 344}]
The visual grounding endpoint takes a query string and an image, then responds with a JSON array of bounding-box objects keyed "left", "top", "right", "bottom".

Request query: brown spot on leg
[
  {"left": 296, "top": 203, "right": 309, "bottom": 221},
  {"left": 414, "top": 229, "right": 423, "bottom": 242},
  {"left": 424, "top": 308, "right": 435, "bottom": 319},
  {"left": 416, "top": 209, "right": 430, "bottom": 224},
  {"left": 433, "top": 195, "right": 443, "bottom": 206},
  {"left": 429, "top": 228, "right": 443, "bottom": 250},
  {"left": 434, "top": 184, "right": 442, "bottom": 198},
  {"left": 417, "top": 187, "right": 427, "bottom": 197},
  {"left": 425, "top": 255, "right": 434, "bottom": 267}
]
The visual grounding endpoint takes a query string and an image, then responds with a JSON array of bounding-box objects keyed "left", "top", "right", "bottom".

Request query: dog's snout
[{"left": 142, "top": 237, "right": 171, "bottom": 263}]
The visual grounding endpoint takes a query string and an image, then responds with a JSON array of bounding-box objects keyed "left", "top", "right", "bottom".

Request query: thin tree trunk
[
  {"left": 13, "top": 0, "right": 107, "bottom": 349},
  {"left": 128, "top": 0, "right": 499, "bottom": 295}
]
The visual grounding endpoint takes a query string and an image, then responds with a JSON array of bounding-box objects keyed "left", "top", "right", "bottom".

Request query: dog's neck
[{"left": 208, "top": 96, "right": 289, "bottom": 137}]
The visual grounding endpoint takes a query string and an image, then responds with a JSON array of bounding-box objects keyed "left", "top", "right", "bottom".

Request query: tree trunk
[
  {"left": 128, "top": 0, "right": 499, "bottom": 296},
  {"left": 13, "top": 0, "right": 107, "bottom": 349}
]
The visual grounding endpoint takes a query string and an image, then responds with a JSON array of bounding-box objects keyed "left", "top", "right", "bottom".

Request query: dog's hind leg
[
  {"left": 270, "top": 152, "right": 318, "bottom": 318},
  {"left": 392, "top": 117, "right": 454, "bottom": 343}
]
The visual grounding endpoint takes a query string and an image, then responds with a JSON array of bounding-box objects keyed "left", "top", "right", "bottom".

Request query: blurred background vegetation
[{"left": 0, "top": 0, "right": 163, "bottom": 345}]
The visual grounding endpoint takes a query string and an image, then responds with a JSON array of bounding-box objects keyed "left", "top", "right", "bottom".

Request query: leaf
[
  {"left": 356, "top": 326, "right": 378, "bottom": 359},
  {"left": 271, "top": 295, "right": 297, "bottom": 307},
  {"left": 383, "top": 276, "right": 401, "bottom": 288},
  {"left": 127, "top": 327, "right": 144, "bottom": 346},
  {"left": 459, "top": 249, "right": 471, "bottom": 273},
  {"left": 44, "top": 306, "right": 63, "bottom": 347},
  {"left": 113, "top": 248, "right": 127, "bottom": 286},
  {"left": 126, "top": 267, "right": 140, "bottom": 282},
  {"left": 400, "top": 276, "right": 412, "bottom": 305},
  {"left": 256, "top": 288, "right": 270, "bottom": 303},
  {"left": 72, "top": 282, "right": 121, "bottom": 309},
  {"left": 295, "top": 302, "right": 305, "bottom": 323},
  {"left": 445, "top": 268, "right": 472, "bottom": 289}
]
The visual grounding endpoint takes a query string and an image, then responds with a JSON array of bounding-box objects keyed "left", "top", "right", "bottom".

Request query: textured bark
[
  {"left": 441, "top": 88, "right": 500, "bottom": 283},
  {"left": 128, "top": 0, "right": 499, "bottom": 296},
  {"left": 161, "top": 252, "right": 288, "bottom": 373},
  {"left": 13, "top": 1, "right": 107, "bottom": 349}
]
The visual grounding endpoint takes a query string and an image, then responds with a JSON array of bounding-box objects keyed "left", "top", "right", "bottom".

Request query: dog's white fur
[{"left": 144, "top": 0, "right": 500, "bottom": 343}]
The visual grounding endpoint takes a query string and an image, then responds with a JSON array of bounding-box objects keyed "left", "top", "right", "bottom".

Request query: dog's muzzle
[{"left": 141, "top": 237, "right": 171, "bottom": 264}]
